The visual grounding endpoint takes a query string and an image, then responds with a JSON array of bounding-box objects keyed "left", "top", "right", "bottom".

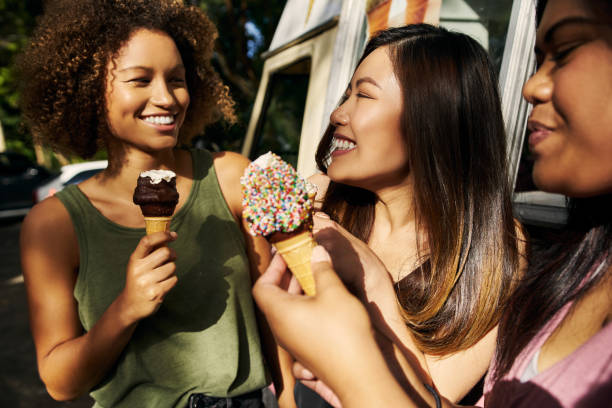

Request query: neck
[
  {"left": 372, "top": 180, "right": 416, "bottom": 236},
  {"left": 102, "top": 145, "right": 181, "bottom": 199}
]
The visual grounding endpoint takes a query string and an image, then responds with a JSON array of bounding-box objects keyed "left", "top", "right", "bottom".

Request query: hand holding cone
[{"left": 272, "top": 230, "right": 317, "bottom": 296}]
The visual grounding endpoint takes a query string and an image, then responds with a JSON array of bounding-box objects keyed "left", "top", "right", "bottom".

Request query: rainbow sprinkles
[{"left": 241, "top": 152, "right": 316, "bottom": 237}]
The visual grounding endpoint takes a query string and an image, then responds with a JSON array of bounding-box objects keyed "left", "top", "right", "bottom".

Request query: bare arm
[
  {"left": 253, "top": 248, "right": 460, "bottom": 408},
  {"left": 214, "top": 151, "right": 297, "bottom": 407},
  {"left": 21, "top": 198, "right": 178, "bottom": 400},
  {"left": 312, "top": 213, "right": 498, "bottom": 402}
]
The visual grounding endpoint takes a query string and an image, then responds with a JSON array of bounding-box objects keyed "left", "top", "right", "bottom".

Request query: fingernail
[
  {"left": 311, "top": 245, "right": 331, "bottom": 263},
  {"left": 170, "top": 231, "right": 178, "bottom": 239},
  {"left": 301, "top": 368, "right": 315, "bottom": 380},
  {"left": 314, "top": 212, "right": 330, "bottom": 219}
]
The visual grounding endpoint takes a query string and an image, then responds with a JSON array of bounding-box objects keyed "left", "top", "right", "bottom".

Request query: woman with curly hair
[{"left": 18, "top": 1, "right": 294, "bottom": 407}]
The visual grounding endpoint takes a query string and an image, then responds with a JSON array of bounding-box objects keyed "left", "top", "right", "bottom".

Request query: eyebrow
[
  {"left": 117, "top": 64, "right": 185, "bottom": 73},
  {"left": 355, "top": 77, "right": 381, "bottom": 89},
  {"left": 542, "top": 16, "right": 600, "bottom": 44}
]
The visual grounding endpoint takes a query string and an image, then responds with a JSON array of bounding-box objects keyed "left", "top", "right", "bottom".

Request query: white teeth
[
  {"left": 143, "top": 115, "right": 174, "bottom": 125},
  {"left": 332, "top": 137, "right": 356, "bottom": 151}
]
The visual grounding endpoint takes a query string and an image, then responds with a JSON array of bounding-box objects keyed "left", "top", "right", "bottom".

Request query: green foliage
[
  {"left": 193, "top": 0, "right": 286, "bottom": 153},
  {"left": 0, "top": 0, "right": 43, "bottom": 153}
]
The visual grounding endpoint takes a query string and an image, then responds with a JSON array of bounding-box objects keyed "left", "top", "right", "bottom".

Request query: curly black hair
[{"left": 18, "top": 0, "right": 235, "bottom": 159}]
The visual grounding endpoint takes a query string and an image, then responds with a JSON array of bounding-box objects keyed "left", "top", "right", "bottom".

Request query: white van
[{"left": 241, "top": 0, "right": 565, "bottom": 227}]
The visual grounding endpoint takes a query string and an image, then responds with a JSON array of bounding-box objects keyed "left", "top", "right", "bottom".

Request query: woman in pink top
[{"left": 250, "top": 0, "right": 612, "bottom": 406}]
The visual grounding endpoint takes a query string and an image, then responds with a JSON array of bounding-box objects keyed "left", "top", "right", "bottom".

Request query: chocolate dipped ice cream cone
[{"left": 133, "top": 169, "right": 179, "bottom": 235}]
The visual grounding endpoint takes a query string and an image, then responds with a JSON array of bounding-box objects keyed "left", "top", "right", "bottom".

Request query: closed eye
[
  {"left": 551, "top": 43, "right": 582, "bottom": 65},
  {"left": 127, "top": 77, "right": 150, "bottom": 84},
  {"left": 170, "top": 77, "right": 186, "bottom": 85}
]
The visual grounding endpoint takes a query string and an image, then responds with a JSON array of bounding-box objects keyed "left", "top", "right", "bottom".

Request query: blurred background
[{"left": 0, "top": 0, "right": 284, "bottom": 405}]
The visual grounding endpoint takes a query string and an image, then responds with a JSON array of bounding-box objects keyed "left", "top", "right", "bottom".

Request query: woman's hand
[
  {"left": 293, "top": 361, "right": 342, "bottom": 408},
  {"left": 312, "top": 213, "right": 434, "bottom": 391},
  {"left": 253, "top": 248, "right": 374, "bottom": 373},
  {"left": 252, "top": 247, "right": 387, "bottom": 406},
  {"left": 312, "top": 213, "right": 403, "bottom": 327},
  {"left": 118, "top": 231, "right": 178, "bottom": 325},
  {"left": 253, "top": 247, "right": 427, "bottom": 408}
]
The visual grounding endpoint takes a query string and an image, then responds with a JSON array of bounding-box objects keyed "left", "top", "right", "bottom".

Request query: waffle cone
[
  {"left": 144, "top": 216, "right": 172, "bottom": 235},
  {"left": 272, "top": 231, "right": 317, "bottom": 296}
]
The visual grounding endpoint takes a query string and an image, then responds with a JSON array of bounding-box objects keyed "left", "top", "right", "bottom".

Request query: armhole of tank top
[
  {"left": 56, "top": 186, "right": 90, "bottom": 293},
  {"left": 206, "top": 151, "right": 247, "bottom": 249}
]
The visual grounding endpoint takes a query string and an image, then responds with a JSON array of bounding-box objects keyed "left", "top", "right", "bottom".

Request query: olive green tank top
[{"left": 56, "top": 148, "right": 269, "bottom": 408}]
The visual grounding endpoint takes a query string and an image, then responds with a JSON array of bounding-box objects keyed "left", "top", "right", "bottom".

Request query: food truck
[{"left": 241, "top": 0, "right": 566, "bottom": 227}]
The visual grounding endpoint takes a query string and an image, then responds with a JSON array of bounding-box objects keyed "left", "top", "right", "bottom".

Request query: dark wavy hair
[
  {"left": 17, "top": 0, "right": 234, "bottom": 159},
  {"left": 494, "top": 0, "right": 612, "bottom": 379},
  {"left": 315, "top": 24, "right": 519, "bottom": 354}
]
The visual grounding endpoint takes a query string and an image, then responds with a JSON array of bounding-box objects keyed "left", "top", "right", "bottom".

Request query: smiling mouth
[
  {"left": 142, "top": 115, "right": 175, "bottom": 125},
  {"left": 331, "top": 137, "right": 356, "bottom": 152},
  {"left": 527, "top": 119, "right": 554, "bottom": 149}
]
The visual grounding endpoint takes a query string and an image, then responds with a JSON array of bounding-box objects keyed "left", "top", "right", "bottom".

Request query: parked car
[
  {"left": 0, "top": 151, "right": 56, "bottom": 219},
  {"left": 34, "top": 160, "right": 108, "bottom": 203}
]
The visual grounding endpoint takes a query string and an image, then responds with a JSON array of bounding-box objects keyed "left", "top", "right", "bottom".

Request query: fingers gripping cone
[
  {"left": 144, "top": 216, "right": 172, "bottom": 235},
  {"left": 272, "top": 231, "right": 317, "bottom": 296}
]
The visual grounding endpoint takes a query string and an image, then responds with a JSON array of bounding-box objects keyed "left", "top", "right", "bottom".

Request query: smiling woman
[
  {"left": 251, "top": 1, "right": 612, "bottom": 407},
  {"left": 16, "top": 1, "right": 294, "bottom": 407},
  {"left": 307, "top": 24, "right": 521, "bottom": 403},
  {"left": 522, "top": 1, "right": 612, "bottom": 197},
  {"left": 104, "top": 29, "right": 190, "bottom": 154}
]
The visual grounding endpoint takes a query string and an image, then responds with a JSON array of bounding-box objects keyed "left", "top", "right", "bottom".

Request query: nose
[
  {"left": 150, "top": 79, "right": 176, "bottom": 108},
  {"left": 330, "top": 104, "right": 349, "bottom": 127},
  {"left": 522, "top": 63, "right": 553, "bottom": 105}
]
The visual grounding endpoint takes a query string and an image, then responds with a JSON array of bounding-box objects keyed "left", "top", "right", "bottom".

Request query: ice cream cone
[
  {"left": 144, "top": 216, "right": 172, "bottom": 235},
  {"left": 272, "top": 231, "right": 317, "bottom": 296}
]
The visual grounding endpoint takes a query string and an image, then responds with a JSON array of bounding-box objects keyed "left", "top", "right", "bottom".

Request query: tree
[
  {"left": 194, "top": 0, "right": 286, "bottom": 152},
  {"left": 0, "top": 0, "right": 44, "bottom": 161}
]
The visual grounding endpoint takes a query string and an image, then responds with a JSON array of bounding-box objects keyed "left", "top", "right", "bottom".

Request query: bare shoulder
[
  {"left": 20, "top": 196, "right": 79, "bottom": 276},
  {"left": 308, "top": 173, "right": 330, "bottom": 209},
  {"left": 212, "top": 151, "right": 250, "bottom": 219},
  {"left": 21, "top": 196, "right": 75, "bottom": 247},
  {"left": 213, "top": 151, "right": 250, "bottom": 179}
]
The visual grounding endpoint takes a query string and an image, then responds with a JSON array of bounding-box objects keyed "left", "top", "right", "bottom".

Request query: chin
[
  {"left": 533, "top": 162, "right": 612, "bottom": 197},
  {"left": 534, "top": 176, "right": 596, "bottom": 198}
]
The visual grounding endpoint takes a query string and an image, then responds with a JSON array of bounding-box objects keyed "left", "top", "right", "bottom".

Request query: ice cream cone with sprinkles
[{"left": 241, "top": 152, "right": 318, "bottom": 295}]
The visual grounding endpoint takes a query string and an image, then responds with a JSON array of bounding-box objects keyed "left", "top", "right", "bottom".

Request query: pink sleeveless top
[{"left": 478, "top": 301, "right": 612, "bottom": 407}]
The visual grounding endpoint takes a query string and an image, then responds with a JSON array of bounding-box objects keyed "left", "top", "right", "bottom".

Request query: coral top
[{"left": 480, "top": 300, "right": 612, "bottom": 407}]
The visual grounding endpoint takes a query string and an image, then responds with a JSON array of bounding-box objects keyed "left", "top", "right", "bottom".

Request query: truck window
[
  {"left": 250, "top": 58, "right": 311, "bottom": 168},
  {"left": 439, "top": 0, "right": 514, "bottom": 73}
]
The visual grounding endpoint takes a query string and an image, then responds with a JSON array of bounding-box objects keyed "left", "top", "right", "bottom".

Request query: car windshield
[{"left": 65, "top": 169, "right": 103, "bottom": 185}]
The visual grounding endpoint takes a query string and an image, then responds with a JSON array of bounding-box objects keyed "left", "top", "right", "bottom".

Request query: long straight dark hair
[
  {"left": 315, "top": 24, "right": 519, "bottom": 354},
  {"left": 494, "top": 0, "right": 612, "bottom": 379}
]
